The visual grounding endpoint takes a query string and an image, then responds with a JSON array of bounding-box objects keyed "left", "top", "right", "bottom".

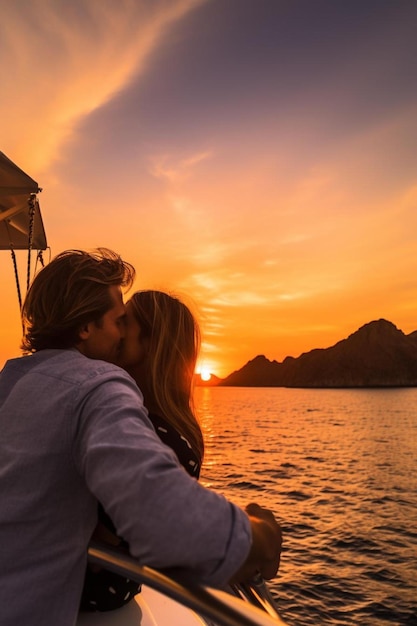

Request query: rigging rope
[
  {"left": 7, "top": 194, "right": 46, "bottom": 318},
  {"left": 10, "top": 246, "right": 22, "bottom": 311},
  {"left": 26, "top": 194, "right": 36, "bottom": 291}
]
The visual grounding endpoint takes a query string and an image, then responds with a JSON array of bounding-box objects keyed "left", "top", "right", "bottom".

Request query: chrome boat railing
[
  {"left": 88, "top": 542, "right": 290, "bottom": 626},
  {"left": 230, "top": 576, "right": 283, "bottom": 621}
]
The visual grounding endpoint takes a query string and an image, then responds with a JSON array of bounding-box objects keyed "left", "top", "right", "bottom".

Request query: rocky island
[{"left": 206, "top": 319, "right": 417, "bottom": 388}]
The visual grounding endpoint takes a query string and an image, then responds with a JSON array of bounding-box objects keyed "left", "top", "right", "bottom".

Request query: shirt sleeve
[{"left": 72, "top": 368, "right": 252, "bottom": 587}]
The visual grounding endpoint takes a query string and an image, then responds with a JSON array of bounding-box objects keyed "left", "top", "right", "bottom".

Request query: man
[{"left": 0, "top": 248, "right": 282, "bottom": 626}]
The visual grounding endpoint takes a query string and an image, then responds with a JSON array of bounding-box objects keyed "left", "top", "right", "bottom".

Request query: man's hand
[{"left": 231, "top": 503, "right": 282, "bottom": 583}]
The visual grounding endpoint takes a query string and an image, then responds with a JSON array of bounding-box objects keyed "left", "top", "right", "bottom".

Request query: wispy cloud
[
  {"left": 0, "top": 0, "right": 207, "bottom": 169},
  {"left": 149, "top": 150, "right": 213, "bottom": 184}
]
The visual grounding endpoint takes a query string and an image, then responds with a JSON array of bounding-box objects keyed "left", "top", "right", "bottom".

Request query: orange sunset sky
[{"left": 1, "top": 0, "right": 417, "bottom": 378}]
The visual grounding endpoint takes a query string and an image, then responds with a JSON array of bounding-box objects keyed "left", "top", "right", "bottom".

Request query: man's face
[{"left": 78, "top": 285, "right": 127, "bottom": 364}]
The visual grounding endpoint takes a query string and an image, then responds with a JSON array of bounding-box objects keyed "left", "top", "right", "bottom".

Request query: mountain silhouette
[{"left": 218, "top": 319, "right": 417, "bottom": 387}]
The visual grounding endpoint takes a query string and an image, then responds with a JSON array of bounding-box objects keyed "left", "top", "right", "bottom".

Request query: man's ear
[
  {"left": 75, "top": 324, "right": 92, "bottom": 356},
  {"left": 78, "top": 324, "right": 91, "bottom": 341}
]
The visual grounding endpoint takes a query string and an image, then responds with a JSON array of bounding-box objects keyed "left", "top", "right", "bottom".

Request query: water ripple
[{"left": 197, "top": 386, "right": 417, "bottom": 625}]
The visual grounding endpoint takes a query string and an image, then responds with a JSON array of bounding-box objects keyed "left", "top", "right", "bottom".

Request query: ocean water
[{"left": 195, "top": 386, "right": 417, "bottom": 626}]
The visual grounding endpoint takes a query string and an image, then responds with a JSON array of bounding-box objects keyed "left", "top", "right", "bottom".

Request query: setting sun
[{"left": 199, "top": 367, "right": 212, "bottom": 382}]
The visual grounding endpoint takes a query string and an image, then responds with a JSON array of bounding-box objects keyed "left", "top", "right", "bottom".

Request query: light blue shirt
[{"left": 0, "top": 349, "right": 251, "bottom": 626}]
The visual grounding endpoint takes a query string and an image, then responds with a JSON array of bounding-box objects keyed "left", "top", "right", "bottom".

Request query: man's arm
[
  {"left": 76, "top": 370, "right": 253, "bottom": 587},
  {"left": 75, "top": 368, "right": 282, "bottom": 587}
]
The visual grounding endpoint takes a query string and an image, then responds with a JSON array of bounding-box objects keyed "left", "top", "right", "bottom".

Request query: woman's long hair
[{"left": 129, "top": 290, "right": 204, "bottom": 461}]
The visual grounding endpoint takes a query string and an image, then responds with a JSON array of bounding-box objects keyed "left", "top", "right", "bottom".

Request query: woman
[
  {"left": 80, "top": 290, "right": 203, "bottom": 611},
  {"left": 121, "top": 289, "right": 204, "bottom": 471}
]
